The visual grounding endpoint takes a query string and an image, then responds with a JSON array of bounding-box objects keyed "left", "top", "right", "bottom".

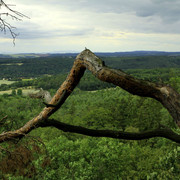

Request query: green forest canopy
[{"left": 0, "top": 52, "right": 180, "bottom": 179}]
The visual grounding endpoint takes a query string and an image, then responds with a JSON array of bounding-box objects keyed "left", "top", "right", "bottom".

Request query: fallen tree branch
[
  {"left": 0, "top": 49, "right": 179, "bottom": 143},
  {"left": 0, "top": 59, "right": 86, "bottom": 143},
  {"left": 39, "top": 119, "right": 180, "bottom": 143},
  {"left": 76, "top": 50, "right": 180, "bottom": 126}
]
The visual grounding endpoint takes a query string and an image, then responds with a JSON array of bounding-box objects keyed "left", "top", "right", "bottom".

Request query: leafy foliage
[
  {"left": 0, "top": 81, "right": 179, "bottom": 179},
  {"left": 0, "top": 55, "right": 180, "bottom": 179},
  {"left": 0, "top": 55, "right": 180, "bottom": 79}
]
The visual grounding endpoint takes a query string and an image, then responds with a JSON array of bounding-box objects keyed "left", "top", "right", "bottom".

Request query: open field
[
  {"left": 0, "top": 63, "right": 23, "bottom": 66},
  {"left": 22, "top": 78, "right": 34, "bottom": 81},
  {"left": 9, "top": 54, "right": 40, "bottom": 58},
  {"left": 22, "top": 89, "right": 39, "bottom": 96},
  {"left": 0, "top": 89, "right": 39, "bottom": 96},
  {"left": 0, "top": 80, "right": 15, "bottom": 85}
]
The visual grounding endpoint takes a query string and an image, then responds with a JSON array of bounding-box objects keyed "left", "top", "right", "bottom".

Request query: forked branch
[
  {"left": 0, "top": 0, "right": 29, "bottom": 43},
  {"left": 0, "top": 49, "right": 180, "bottom": 143}
]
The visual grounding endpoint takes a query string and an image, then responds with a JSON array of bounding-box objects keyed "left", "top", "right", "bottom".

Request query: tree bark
[
  {"left": 0, "top": 49, "right": 180, "bottom": 143},
  {"left": 76, "top": 49, "right": 180, "bottom": 126},
  {"left": 39, "top": 119, "right": 180, "bottom": 143}
]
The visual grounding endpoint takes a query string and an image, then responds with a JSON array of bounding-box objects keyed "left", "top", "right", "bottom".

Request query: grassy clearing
[
  {"left": 0, "top": 89, "right": 39, "bottom": 96},
  {"left": 0, "top": 80, "right": 15, "bottom": 85},
  {"left": 10, "top": 54, "right": 40, "bottom": 58},
  {"left": 0, "top": 63, "right": 23, "bottom": 66},
  {"left": 0, "top": 90, "right": 12, "bottom": 95},
  {"left": 22, "top": 79, "right": 33, "bottom": 81},
  {"left": 22, "top": 89, "right": 39, "bottom": 96}
]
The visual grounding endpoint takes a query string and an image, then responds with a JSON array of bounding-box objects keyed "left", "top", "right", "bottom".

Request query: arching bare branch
[{"left": 0, "top": 49, "right": 180, "bottom": 143}]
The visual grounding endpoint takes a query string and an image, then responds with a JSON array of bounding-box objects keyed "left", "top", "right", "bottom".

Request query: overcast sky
[{"left": 1, "top": 0, "right": 180, "bottom": 53}]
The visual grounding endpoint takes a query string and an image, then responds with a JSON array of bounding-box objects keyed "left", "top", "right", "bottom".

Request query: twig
[{"left": 0, "top": 0, "right": 29, "bottom": 43}]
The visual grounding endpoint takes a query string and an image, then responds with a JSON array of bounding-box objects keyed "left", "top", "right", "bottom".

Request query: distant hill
[
  {"left": 0, "top": 53, "right": 49, "bottom": 58},
  {"left": 96, "top": 51, "right": 180, "bottom": 57},
  {"left": 1, "top": 51, "right": 180, "bottom": 58},
  {"left": 0, "top": 51, "right": 180, "bottom": 79},
  {"left": 0, "top": 54, "right": 12, "bottom": 58},
  {"left": 103, "top": 56, "right": 180, "bottom": 69}
]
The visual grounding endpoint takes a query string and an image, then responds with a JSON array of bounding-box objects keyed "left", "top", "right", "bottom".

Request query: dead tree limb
[
  {"left": 0, "top": 49, "right": 180, "bottom": 143},
  {"left": 76, "top": 50, "right": 180, "bottom": 126},
  {"left": 39, "top": 119, "right": 180, "bottom": 143},
  {"left": 0, "top": 0, "right": 29, "bottom": 43}
]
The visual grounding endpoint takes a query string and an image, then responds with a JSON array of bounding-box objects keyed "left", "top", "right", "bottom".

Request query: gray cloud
[
  {"left": 17, "top": 27, "right": 94, "bottom": 39},
  {"left": 49, "top": 0, "right": 180, "bottom": 33},
  {"left": 42, "top": 0, "right": 180, "bottom": 23},
  {"left": 135, "top": 0, "right": 180, "bottom": 22},
  {"left": 2, "top": 0, "right": 179, "bottom": 53},
  {"left": 15, "top": 0, "right": 180, "bottom": 34}
]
